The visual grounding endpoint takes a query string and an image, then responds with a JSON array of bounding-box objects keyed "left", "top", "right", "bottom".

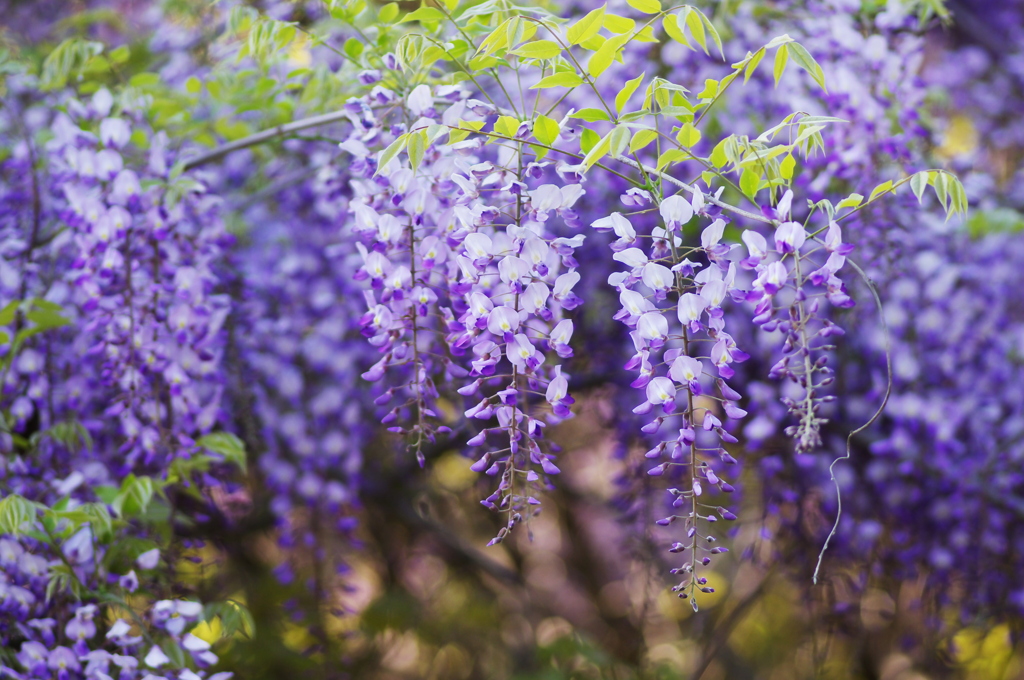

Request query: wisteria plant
[
  {"left": 1, "top": 0, "right": 1008, "bottom": 677},
  {"left": 322, "top": 0, "right": 965, "bottom": 609}
]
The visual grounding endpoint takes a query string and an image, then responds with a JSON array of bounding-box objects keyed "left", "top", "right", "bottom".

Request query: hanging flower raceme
[
  {"left": 47, "top": 89, "right": 232, "bottom": 472},
  {"left": 595, "top": 186, "right": 750, "bottom": 611},
  {"left": 731, "top": 191, "right": 855, "bottom": 453},
  {"left": 0, "top": 79, "right": 241, "bottom": 678},
  {"left": 336, "top": 58, "right": 589, "bottom": 544},
  {"left": 228, "top": 138, "right": 372, "bottom": 587}
]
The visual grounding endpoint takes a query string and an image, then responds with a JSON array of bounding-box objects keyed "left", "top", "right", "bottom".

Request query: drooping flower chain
[{"left": 341, "top": 79, "right": 586, "bottom": 543}]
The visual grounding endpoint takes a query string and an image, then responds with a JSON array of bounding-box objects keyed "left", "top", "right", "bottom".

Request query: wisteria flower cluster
[
  {"left": 319, "top": 0, "right": 963, "bottom": 600},
  {"left": 0, "top": 47, "right": 243, "bottom": 680}
]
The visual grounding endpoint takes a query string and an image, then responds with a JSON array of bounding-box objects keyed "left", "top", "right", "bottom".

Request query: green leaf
[
  {"left": 567, "top": 5, "right": 606, "bottom": 45},
  {"left": 620, "top": 110, "right": 653, "bottom": 122},
  {"left": 164, "top": 641, "right": 187, "bottom": 669},
  {"left": 603, "top": 15, "right": 635, "bottom": 34},
  {"left": 129, "top": 72, "right": 160, "bottom": 88},
  {"left": 0, "top": 301, "right": 19, "bottom": 326},
  {"left": 910, "top": 171, "right": 929, "bottom": 203},
  {"left": 662, "top": 14, "right": 691, "bottom": 49},
  {"left": 401, "top": 6, "right": 446, "bottom": 22},
  {"left": 676, "top": 121, "right": 701, "bottom": 147},
  {"left": 608, "top": 125, "right": 630, "bottom": 158},
  {"left": 582, "top": 126, "right": 628, "bottom": 171},
  {"left": 765, "top": 34, "right": 794, "bottom": 49},
  {"left": 667, "top": 10, "right": 720, "bottom": 56},
  {"left": 447, "top": 127, "right": 470, "bottom": 145},
  {"left": 448, "top": 120, "right": 483, "bottom": 145},
  {"left": 228, "top": 5, "right": 259, "bottom": 32},
  {"left": 375, "top": 134, "right": 408, "bottom": 175},
  {"left": 587, "top": 33, "right": 629, "bottom": 77},
  {"left": 682, "top": 8, "right": 707, "bottom": 55},
  {"left": 569, "top": 108, "right": 611, "bottom": 122},
  {"left": 343, "top": 38, "right": 364, "bottom": 60},
  {"left": 494, "top": 116, "right": 520, "bottom": 137},
  {"left": 396, "top": 34, "right": 426, "bottom": 71},
  {"left": 56, "top": 503, "right": 114, "bottom": 539},
  {"left": 205, "top": 600, "right": 256, "bottom": 639},
  {"left": 109, "top": 45, "right": 131, "bottom": 64},
  {"left": 467, "top": 55, "right": 501, "bottom": 70},
  {"left": 112, "top": 475, "right": 155, "bottom": 518},
  {"left": 709, "top": 139, "right": 728, "bottom": 168},
  {"left": 836, "top": 193, "right": 864, "bottom": 210},
  {"left": 780, "top": 153, "right": 796, "bottom": 180},
  {"left": 773, "top": 44, "right": 789, "bottom": 86},
  {"left": 740, "top": 168, "right": 760, "bottom": 199},
  {"left": 25, "top": 309, "right": 70, "bottom": 331},
  {"left": 0, "top": 494, "right": 38, "bottom": 535},
  {"left": 407, "top": 129, "right": 428, "bottom": 172},
  {"left": 629, "top": 129, "right": 658, "bottom": 153},
  {"left": 966, "top": 208, "right": 1022, "bottom": 237},
  {"left": 47, "top": 562, "right": 79, "bottom": 601},
  {"left": 580, "top": 128, "right": 600, "bottom": 155},
  {"left": 697, "top": 9, "right": 724, "bottom": 59},
  {"left": 743, "top": 49, "right": 765, "bottom": 83},
  {"left": 41, "top": 38, "right": 104, "bottom": 89},
  {"left": 626, "top": 0, "right": 661, "bottom": 13},
  {"left": 507, "top": 17, "right": 537, "bottom": 51},
  {"left": 927, "top": 171, "right": 968, "bottom": 220},
  {"left": 197, "top": 432, "right": 248, "bottom": 472},
  {"left": 31, "top": 299, "right": 62, "bottom": 312},
  {"left": 168, "top": 454, "right": 212, "bottom": 486},
  {"left": 579, "top": 33, "right": 606, "bottom": 51},
  {"left": 531, "top": 72, "right": 584, "bottom": 89},
  {"left": 868, "top": 180, "right": 893, "bottom": 202},
  {"left": 656, "top": 148, "right": 688, "bottom": 171},
  {"left": 955, "top": 178, "right": 968, "bottom": 217},
  {"left": 95, "top": 485, "right": 119, "bottom": 505},
  {"left": 479, "top": 17, "right": 531, "bottom": 58},
  {"left": 615, "top": 72, "right": 645, "bottom": 112},
  {"left": 379, "top": 3, "right": 399, "bottom": 22},
  {"left": 582, "top": 132, "right": 612, "bottom": 171},
  {"left": 793, "top": 123, "right": 826, "bottom": 150},
  {"left": 533, "top": 115, "right": 560, "bottom": 147},
  {"left": 630, "top": 24, "right": 655, "bottom": 40},
  {"left": 442, "top": 39, "right": 470, "bottom": 61},
  {"left": 696, "top": 78, "right": 719, "bottom": 100},
  {"left": 933, "top": 171, "right": 949, "bottom": 210},
  {"left": 512, "top": 40, "right": 562, "bottom": 60},
  {"left": 787, "top": 42, "right": 827, "bottom": 91},
  {"left": 43, "top": 420, "right": 93, "bottom": 453},
  {"left": 643, "top": 78, "right": 689, "bottom": 110},
  {"left": 243, "top": 18, "right": 299, "bottom": 66},
  {"left": 813, "top": 198, "right": 836, "bottom": 221}
]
